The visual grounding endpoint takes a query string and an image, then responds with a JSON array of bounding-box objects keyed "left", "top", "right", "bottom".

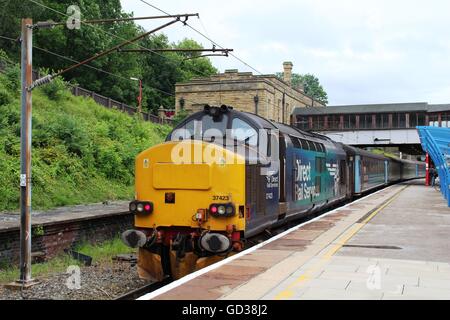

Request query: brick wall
[{"left": 0, "top": 213, "right": 133, "bottom": 265}]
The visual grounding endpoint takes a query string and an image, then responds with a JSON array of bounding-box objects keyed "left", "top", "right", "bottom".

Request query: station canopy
[{"left": 417, "top": 126, "right": 450, "bottom": 207}]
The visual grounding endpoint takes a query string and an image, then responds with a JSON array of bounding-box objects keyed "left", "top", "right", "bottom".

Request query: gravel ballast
[{"left": 0, "top": 261, "right": 150, "bottom": 300}]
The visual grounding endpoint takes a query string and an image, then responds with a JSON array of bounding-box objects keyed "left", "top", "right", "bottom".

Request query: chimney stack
[{"left": 283, "top": 61, "right": 293, "bottom": 86}]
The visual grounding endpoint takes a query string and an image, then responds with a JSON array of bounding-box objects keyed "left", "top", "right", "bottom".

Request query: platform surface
[
  {"left": 0, "top": 201, "right": 129, "bottom": 231},
  {"left": 147, "top": 180, "right": 450, "bottom": 300}
]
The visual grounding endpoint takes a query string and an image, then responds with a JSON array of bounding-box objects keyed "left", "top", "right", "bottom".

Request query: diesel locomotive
[{"left": 122, "top": 105, "right": 425, "bottom": 281}]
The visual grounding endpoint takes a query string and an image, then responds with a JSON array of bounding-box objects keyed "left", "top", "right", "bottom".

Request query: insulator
[
  {"left": 34, "top": 21, "right": 56, "bottom": 29},
  {"left": 28, "top": 74, "right": 53, "bottom": 91}
]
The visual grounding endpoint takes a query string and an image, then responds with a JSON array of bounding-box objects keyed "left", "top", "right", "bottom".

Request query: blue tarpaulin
[{"left": 417, "top": 126, "right": 450, "bottom": 207}]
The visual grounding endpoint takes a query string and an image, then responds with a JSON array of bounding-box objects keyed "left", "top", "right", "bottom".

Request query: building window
[
  {"left": 328, "top": 115, "right": 339, "bottom": 130},
  {"left": 442, "top": 112, "right": 450, "bottom": 127},
  {"left": 285, "top": 103, "right": 290, "bottom": 123},
  {"left": 376, "top": 114, "right": 389, "bottom": 128},
  {"left": 410, "top": 112, "right": 426, "bottom": 128},
  {"left": 278, "top": 99, "right": 281, "bottom": 121},
  {"left": 297, "top": 116, "right": 309, "bottom": 130},
  {"left": 343, "top": 115, "right": 356, "bottom": 129},
  {"left": 359, "top": 114, "right": 372, "bottom": 129},
  {"left": 398, "top": 113, "right": 406, "bottom": 128},
  {"left": 312, "top": 116, "right": 325, "bottom": 130},
  {"left": 392, "top": 113, "right": 398, "bottom": 128},
  {"left": 428, "top": 114, "right": 439, "bottom": 127},
  {"left": 391, "top": 113, "right": 406, "bottom": 128}
]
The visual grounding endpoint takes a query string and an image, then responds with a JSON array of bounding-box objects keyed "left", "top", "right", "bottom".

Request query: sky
[{"left": 120, "top": 0, "right": 450, "bottom": 106}]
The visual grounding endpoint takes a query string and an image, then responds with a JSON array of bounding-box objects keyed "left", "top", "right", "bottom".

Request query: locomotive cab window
[{"left": 171, "top": 114, "right": 228, "bottom": 142}]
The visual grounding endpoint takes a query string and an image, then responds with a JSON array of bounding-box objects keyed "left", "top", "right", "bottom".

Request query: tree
[
  {"left": 0, "top": 1, "right": 218, "bottom": 114},
  {"left": 276, "top": 72, "right": 328, "bottom": 105}
]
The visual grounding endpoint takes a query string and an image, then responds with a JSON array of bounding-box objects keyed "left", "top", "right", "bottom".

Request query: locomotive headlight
[
  {"left": 218, "top": 205, "right": 226, "bottom": 215},
  {"left": 209, "top": 203, "right": 235, "bottom": 217},
  {"left": 130, "top": 201, "right": 153, "bottom": 214}
]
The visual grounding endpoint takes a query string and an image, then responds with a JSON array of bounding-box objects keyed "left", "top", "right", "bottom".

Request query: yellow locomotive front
[{"left": 122, "top": 138, "right": 246, "bottom": 281}]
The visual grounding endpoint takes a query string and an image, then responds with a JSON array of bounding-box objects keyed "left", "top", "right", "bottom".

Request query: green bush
[
  {"left": 4, "top": 64, "right": 20, "bottom": 92},
  {"left": 0, "top": 83, "right": 11, "bottom": 105},
  {"left": 172, "top": 109, "right": 189, "bottom": 126},
  {"left": 40, "top": 76, "right": 67, "bottom": 101},
  {"left": 0, "top": 63, "right": 170, "bottom": 212}
]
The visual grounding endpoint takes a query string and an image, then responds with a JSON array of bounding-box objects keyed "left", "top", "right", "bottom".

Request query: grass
[
  {"left": 0, "top": 236, "right": 135, "bottom": 284},
  {"left": 74, "top": 236, "right": 137, "bottom": 263},
  {"left": 0, "top": 255, "right": 79, "bottom": 284}
]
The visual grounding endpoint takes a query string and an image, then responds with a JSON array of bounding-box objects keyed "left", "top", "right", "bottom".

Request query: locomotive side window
[
  {"left": 300, "top": 139, "right": 310, "bottom": 150},
  {"left": 291, "top": 136, "right": 301, "bottom": 149},
  {"left": 230, "top": 118, "right": 258, "bottom": 147}
]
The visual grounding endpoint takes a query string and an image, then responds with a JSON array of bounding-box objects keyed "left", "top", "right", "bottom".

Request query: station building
[
  {"left": 292, "top": 102, "right": 450, "bottom": 155},
  {"left": 174, "top": 62, "right": 324, "bottom": 125}
]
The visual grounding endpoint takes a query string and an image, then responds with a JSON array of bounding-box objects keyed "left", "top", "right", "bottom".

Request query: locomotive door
[
  {"left": 278, "top": 133, "right": 287, "bottom": 217},
  {"left": 346, "top": 156, "right": 354, "bottom": 197}
]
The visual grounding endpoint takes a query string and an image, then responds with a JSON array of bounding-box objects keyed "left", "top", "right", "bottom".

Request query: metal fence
[
  {"left": 67, "top": 85, "right": 171, "bottom": 125},
  {"left": 0, "top": 63, "right": 173, "bottom": 126}
]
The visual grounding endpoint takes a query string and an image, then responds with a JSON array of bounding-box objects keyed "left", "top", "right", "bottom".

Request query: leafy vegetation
[
  {"left": 171, "top": 108, "right": 189, "bottom": 126},
  {"left": 0, "top": 0, "right": 218, "bottom": 114},
  {"left": 0, "top": 61, "right": 171, "bottom": 212},
  {"left": 276, "top": 72, "right": 329, "bottom": 105}
]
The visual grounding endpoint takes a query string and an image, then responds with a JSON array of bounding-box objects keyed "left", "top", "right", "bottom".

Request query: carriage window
[{"left": 230, "top": 118, "right": 258, "bottom": 147}]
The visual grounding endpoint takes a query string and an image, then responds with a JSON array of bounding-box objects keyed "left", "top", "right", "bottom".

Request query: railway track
[{"left": 115, "top": 277, "right": 173, "bottom": 300}]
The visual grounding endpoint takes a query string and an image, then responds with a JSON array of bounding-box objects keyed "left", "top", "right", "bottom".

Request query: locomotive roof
[
  {"left": 241, "top": 111, "right": 334, "bottom": 142},
  {"left": 340, "top": 144, "right": 389, "bottom": 161}
]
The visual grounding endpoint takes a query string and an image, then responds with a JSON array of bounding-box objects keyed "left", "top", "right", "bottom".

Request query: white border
[{"left": 137, "top": 185, "right": 395, "bottom": 300}]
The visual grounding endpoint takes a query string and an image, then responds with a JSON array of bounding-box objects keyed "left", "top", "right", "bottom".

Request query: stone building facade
[{"left": 174, "top": 62, "right": 324, "bottom": 125}]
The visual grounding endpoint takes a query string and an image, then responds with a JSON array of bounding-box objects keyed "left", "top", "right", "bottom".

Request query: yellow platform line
[{"left": 274, "top": 185, "right": 408, "bottom": 300}]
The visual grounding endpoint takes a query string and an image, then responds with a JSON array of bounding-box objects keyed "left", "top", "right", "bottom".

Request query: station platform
[
  {"left": 0, "top": 201, "right": 129, "bottom": 232},
  {"left": 143, "top": 179, "right": 450, "bottom": 300}
]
